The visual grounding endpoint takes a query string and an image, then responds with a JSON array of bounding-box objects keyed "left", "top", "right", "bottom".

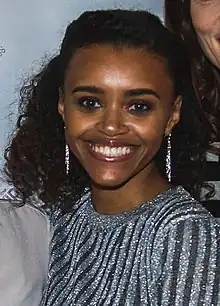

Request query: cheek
[
  {"left": 191, "top": 14, "right": 205, "bottom": 35},
  {"left": 132, "top": 116, "right": 167, "bottom": 144},
  {"left": 190, "top": 5, "right": 214, "bottom": 36},
  {"left": 63, "top": 107, "right": 93, "bottom": 138}
]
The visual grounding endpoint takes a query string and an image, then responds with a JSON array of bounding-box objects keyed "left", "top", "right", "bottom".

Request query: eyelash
[
  {"left": 126, "top": 102, "right": 152, "bottom": 115},
  {"left": 77, "top": 97, "right": 102, "bottom": 110},
  {"left": 76, "top": 97, "right": 152, "bottom": 115}
]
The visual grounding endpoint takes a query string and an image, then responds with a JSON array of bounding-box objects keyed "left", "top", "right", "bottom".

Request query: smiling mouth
[
  {"left": 88, "top": 143, "right": 134, "bottom": 160},
  {"left": 91, "top": 144, "right": 131, "bottom": 157}
]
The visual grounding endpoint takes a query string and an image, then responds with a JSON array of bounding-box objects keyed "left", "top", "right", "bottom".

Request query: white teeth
[
  {"left": 104, "top": 147, "right": 110, "bottom": 155},
  {"left": 111, "top": 147, "right": 117, "bottom": 156},
  {"left": 91, "top": 145, "right": 131, "bottom": 157}
]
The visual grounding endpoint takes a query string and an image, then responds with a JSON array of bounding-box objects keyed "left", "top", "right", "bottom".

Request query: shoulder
[
  {"left": 51, "top": 190, "right": 91, "bottom": 226},
  {"left": 149, "top": 188, "right": 220, "bottom": 304},
  {"left": 0, "top": 200, "right": 51, "bottom": 237},
  {"left": 152, "top": 186, "right": 217, "bottom": 228},
  {"left": 150, "top": 186, "right": 220, "bottom": 253},
  {"left": 0, "top": 199, "right": 52, "bottom": 257},
  {"left": 0, "top": 200, "right": 51, "bottom": 305}
]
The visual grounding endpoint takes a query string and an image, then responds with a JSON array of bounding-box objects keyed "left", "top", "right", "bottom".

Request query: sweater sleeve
[{"left": 151, "top": 217, "right": 220, "bottom": 306}]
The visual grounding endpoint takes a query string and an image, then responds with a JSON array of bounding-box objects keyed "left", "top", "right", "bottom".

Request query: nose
[{"left": 96, "top": 107, "right": 129, "bottom": 137}]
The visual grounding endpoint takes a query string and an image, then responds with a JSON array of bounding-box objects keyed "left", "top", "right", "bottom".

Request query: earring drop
[
  {"left": 166, "top": 133, "right": 172, "bottom": 182},
  {"left": 64, "top": 126, "right": 70, "bottom": 175},
  {"left": 65, "top": 143, "right": 70, "bottom": 175}
]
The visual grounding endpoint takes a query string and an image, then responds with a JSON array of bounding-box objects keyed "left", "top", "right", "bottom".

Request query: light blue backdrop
[{"left": 0, "top": 0, "right": 163, "bottom": 198}]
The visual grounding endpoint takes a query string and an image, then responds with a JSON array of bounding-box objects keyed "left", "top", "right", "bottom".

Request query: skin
[
  {"left": 59, "top": 45, "right": 182, "bottom": 214},
  {"left": 191, "top": 0, "right": 220, "bottom": 69}
]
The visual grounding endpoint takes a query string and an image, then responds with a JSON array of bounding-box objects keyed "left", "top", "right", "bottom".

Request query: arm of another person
[{"left": 0, "top": 200, "right": 52, "bottom": 306}]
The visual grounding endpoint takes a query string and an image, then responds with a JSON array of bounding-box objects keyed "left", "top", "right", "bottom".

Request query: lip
[
  {"left": 85, "top": 138, "right": 139, "bottom": 147},
  {"left": 87, "top": 142, "right": 136, "bottom": 163}
]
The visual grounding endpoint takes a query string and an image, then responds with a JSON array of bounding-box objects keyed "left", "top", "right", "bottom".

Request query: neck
[{"left": 91, "top": 165, "right": 171, "bottom": 215}]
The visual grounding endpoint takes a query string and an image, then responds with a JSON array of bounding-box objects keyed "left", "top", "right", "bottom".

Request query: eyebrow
[
  {"left": 72, "top": 86, "right": 160, "bottom": 100},
  {"left": 125, "top": 88, "right": 160, "bottom": 100},
  {"left": 72, "top": 86, "right": 104, "bottom": 94}
]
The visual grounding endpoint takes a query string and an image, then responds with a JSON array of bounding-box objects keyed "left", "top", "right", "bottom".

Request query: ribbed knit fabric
[{"left": 42, "top": 186, "right": 220, "bottom": 305}]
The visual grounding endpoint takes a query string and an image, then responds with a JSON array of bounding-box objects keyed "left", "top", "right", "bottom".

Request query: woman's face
[
  {"left": 59, "top": 45, "right": 181, "bottom": 189},
  {"left": 190, "top": 0, "right": 220, "bottom": 69}
]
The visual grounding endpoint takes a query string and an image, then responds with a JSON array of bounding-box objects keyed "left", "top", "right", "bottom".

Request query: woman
[
  {"left": 165, "top": 0, "right": 220, "bottom": 216},
  {"left": 4, "top": 9, "right": 220, "bottom": 305}
]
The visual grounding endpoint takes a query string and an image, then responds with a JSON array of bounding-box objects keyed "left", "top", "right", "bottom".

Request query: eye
[
  {"left": 126, "top": 102, "right": 151, "bottom": 115},
  {"left": 77, "top": 97, "right": 101, "bottom": 109}
]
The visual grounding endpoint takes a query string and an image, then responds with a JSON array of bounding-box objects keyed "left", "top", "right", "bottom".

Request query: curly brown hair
[
  {"left": 4, "top": 9, "right": 211, "bottom": 212},
  {"left": 165, "top": 0, "right": 220, "bottom": 144}
]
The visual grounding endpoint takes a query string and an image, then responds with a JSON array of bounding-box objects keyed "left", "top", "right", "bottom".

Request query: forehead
[{"left": 64, "top": 45, "right": 174, "bottom": 94}]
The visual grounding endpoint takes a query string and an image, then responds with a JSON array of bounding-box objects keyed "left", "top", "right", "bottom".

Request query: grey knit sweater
[{"left": 42, "top": 186, "right": 220, "bottom": 305}]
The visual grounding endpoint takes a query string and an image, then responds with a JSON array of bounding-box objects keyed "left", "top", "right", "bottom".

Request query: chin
[{"left": 91, "top": 176, "right": 129, "bottom": 190}]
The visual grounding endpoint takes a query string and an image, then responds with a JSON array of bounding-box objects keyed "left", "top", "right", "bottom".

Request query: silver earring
[
  {"left": 65, "top": 143, "right": 70, "bottom": 175},
  {"left": 166, "top": 133, "right": 172, "bottom": 182},
  {"left": 64, "top": 126, "right": 70, "bottom": 175}
]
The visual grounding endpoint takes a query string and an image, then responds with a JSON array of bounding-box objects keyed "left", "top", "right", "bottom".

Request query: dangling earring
[
  {"left": 65, "top": 143, "right": 70, "bottom": 175},
  {"left": 64, "top": 127, "right": 70, "bottom": 175},
  {"left": 166, "top": 133, "right": 172, "bottom": 182}
]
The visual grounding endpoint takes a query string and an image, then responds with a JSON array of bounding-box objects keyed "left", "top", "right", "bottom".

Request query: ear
[
  {"left": 58, "top": 87, "right": 65, "bottom": 121},
  {"left": 165, "top": 95, "right": 182, "bottom": 135}
]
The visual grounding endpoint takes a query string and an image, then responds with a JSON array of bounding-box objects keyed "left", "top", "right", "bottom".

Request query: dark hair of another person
[
  {"left": 165, "top": 0, "right": 220, "bottom": 145},
  {"left": 4, "top": 10, "right": 211, "bottom": 212}
]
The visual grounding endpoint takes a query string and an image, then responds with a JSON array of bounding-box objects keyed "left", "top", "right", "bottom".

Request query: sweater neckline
[{"left": 83, "top": 186, "right": 186, "bottom": 231}]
